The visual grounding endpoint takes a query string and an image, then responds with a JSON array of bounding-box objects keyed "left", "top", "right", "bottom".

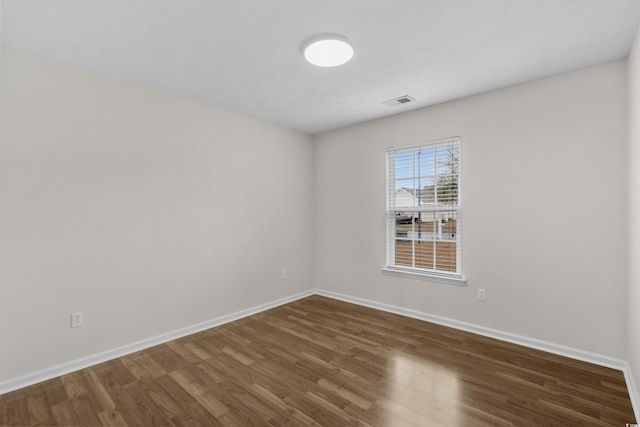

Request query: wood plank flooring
[{"left": 0, "top": 295, "right": 635, "bottom": 426}]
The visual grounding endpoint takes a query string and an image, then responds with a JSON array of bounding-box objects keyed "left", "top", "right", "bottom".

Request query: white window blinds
[{"left": 386, "top": 137, "right": 462, "bottom": 279}]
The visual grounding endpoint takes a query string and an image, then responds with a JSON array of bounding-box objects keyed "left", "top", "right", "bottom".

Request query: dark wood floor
[{"left": 0, "top": 295, "right": 635, "bottom": 426}]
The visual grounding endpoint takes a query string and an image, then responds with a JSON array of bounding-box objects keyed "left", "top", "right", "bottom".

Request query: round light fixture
[{"left": 303, "top": 35, "right": 354, "bottom": 67}]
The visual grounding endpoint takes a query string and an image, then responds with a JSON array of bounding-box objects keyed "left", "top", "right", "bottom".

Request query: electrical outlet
[
  {"left": 281, "top": 269, "right": 287, "bottom": 280},
  {"left": 71, "top": 312, "right": 83, "bottom": 328},
  {"left": 477, "top": 289, "right": 486, "bottom": 302}
]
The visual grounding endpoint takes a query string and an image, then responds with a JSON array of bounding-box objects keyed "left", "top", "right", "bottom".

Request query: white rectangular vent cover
[{"left": 382, "top": 95, "right": 415, "bottom": 107}]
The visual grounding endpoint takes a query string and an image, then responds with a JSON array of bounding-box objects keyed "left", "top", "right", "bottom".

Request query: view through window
[{"left": 386, "top": 137, "right": 461, "bottom": 277}]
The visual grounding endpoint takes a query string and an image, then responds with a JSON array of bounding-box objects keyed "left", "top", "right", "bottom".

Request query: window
[{"left": 384, "top": 137, "right": 464, "bottom": 285}]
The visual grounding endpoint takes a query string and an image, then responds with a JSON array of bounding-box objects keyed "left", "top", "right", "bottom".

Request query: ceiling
[{"left": 2, "top": 0, "right": 640, "bottom": 135}]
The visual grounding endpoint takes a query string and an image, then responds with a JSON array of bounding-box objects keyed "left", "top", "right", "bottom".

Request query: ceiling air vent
[{"left": 382, "top": 95, "right": 415, "bottom": 107}]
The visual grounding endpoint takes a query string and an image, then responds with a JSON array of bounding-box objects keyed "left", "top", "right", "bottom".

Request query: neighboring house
[
  {"left": 394, "top": 187, "right": 457, "bottom": 241},
  {"left": 394, "top": 187, "right": 426, "bottom": 209},
  {"left": 394, "top": 186, "right": 455, "bottom": 216}
]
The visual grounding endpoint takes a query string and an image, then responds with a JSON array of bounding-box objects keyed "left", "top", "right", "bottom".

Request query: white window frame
[{"left": 383, "top": 137, "right": 465, "bottom": 286}]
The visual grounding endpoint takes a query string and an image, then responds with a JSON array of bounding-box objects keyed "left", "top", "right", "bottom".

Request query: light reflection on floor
[{"left": 380, "top": 351, "right": 460, "bottom": 426}]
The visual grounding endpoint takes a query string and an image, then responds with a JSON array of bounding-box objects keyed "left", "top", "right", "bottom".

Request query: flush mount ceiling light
[{"left": 302, "top": 35, "right": 354, "bottom": 67}]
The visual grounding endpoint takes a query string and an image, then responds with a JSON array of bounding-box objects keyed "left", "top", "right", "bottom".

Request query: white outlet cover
[{"left": 71, "top": 312, "right": 83, "bottom": 328}]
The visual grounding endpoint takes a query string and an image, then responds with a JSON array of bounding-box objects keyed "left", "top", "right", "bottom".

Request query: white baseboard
[
  {"left": 624, "top": 365, "right": 640, "bottom": 423},
  {"left": 313, "top": 289, "right": 626, "bottom": 368},
  {"left": 313, "top": 288, "right": 639, "bottom": 422},
  {"left": 2, "top": 286, "right": 639, "bottom": 423},
  {"left": 0, "top": 289, "right": 314, "bottom": 396}
]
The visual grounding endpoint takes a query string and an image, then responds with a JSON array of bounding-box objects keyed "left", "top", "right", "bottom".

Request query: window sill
[{"left": 382, "top": 266, "right": 467, "bottom": 286}]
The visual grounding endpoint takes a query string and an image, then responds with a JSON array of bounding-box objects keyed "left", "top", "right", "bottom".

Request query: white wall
[
  {"left": 628, "top": 28, "right": 640, "bottom": 395},
  {"left": 0, "top": 49, "right": 314, "bottom": 382},
  {"left": 0, "top": 43, "right": 633, "bottom": 389},
  {"left": 0, "top": 1, "right": 3, "bottom": 103},
  {"left": 314, "top": 61, "right": 628, "bottom": 358}
]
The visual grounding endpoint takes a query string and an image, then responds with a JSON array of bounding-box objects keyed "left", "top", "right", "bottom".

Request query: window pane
[
  {"left": 435, "top": 241, "right": 457, "bottom": 272},
  {"left": 395, "top": 240, "right": 413, "bottom": 267},
  {"left": 434, "top": 145, "right": 459, "bottom": 206},
  {"left": 414, "top": 241, "right": 434, "bottom": 270}
]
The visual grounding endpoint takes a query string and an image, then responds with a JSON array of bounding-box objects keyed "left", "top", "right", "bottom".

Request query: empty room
[{"left": 2, "top": 1, "right": 640, "bottom": 425}]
